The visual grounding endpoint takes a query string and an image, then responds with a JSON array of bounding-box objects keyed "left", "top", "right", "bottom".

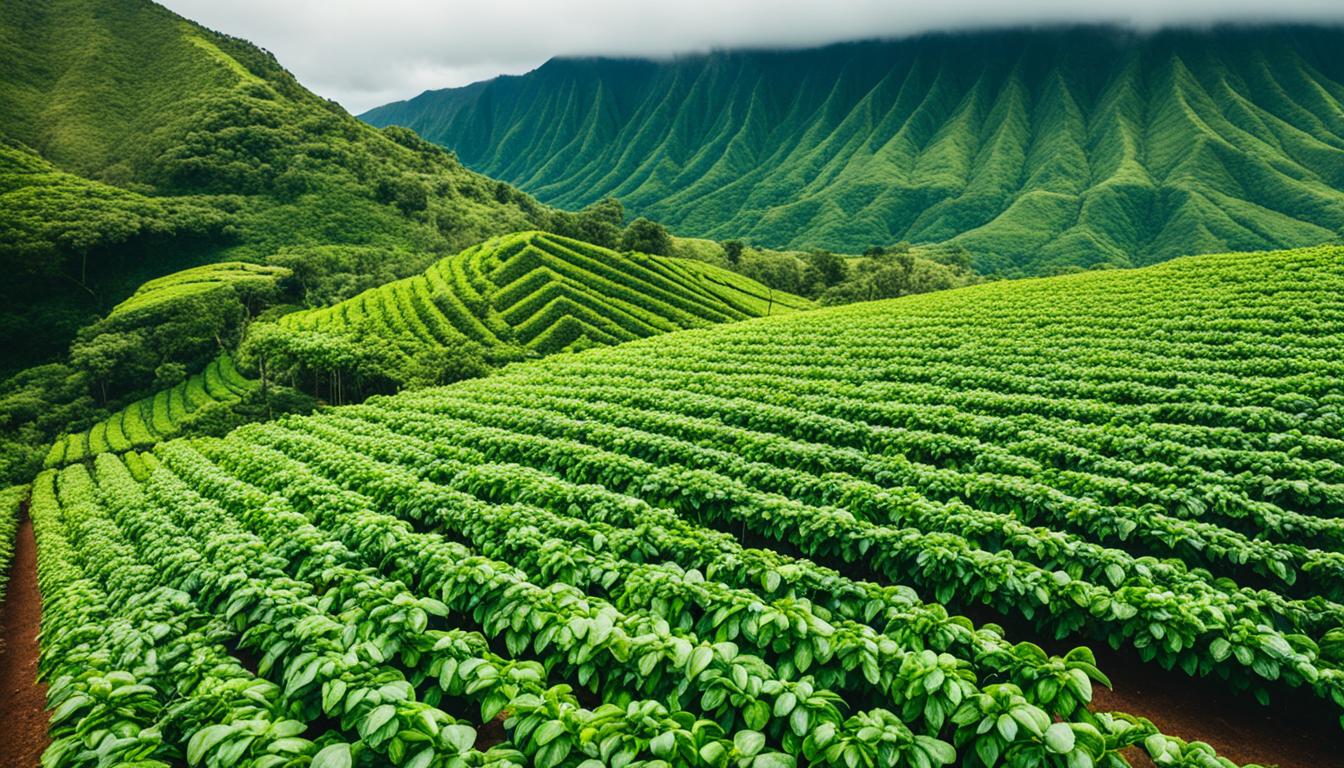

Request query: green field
[
  {"left": 107, "top": 262, "right": 292, "bottom": 320},
  {"left": 273, "top": 230, "right": 809, "bottom": 365},
  {"left": 28, "top": 245, "right": 1343, "bottom": 768},
  {"left": 363, "top": 28, "right": 1344, "bottom": 274}
]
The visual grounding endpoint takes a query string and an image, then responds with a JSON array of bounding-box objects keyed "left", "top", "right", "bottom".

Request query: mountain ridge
[{"left": 363, "top": 25, "right": 1344, "bottom": 273}]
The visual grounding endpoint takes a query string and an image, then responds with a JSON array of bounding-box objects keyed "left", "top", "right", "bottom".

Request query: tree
[
  {"left": 575, "top": 197, "right": 625, "bottom": 249},
  {"left": 621, "top": 217, "right": 672, "bottom": 256},
  {"left": 934, "top": 244, "right": 973, "bottom": 271},
  {"left": 806, "top": 250, "right": 849, "bottom": 288},
  {"left": 723, "top": 240, "right": 746, "bottom": 267}
]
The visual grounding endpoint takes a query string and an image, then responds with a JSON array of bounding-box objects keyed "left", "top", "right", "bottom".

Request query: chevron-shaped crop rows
[{"left": 282, "top": 231, "right": 810, "bottom": 357}]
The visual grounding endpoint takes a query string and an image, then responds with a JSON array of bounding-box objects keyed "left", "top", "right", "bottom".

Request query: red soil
[
  {"left": 1089, "top": 650, "right": 1341, "bottom": 768},
  {"left": 0, "top": 513, "right": 49, "bottom": 768}
]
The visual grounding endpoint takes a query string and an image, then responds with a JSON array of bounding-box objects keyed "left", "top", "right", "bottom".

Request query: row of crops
[
  {"left": 280, "top": 231, "right": 810, "bottom": 357},
  {"left": 44, "top": 355, "right": 255, "bottom": 468},
  {"left": 32, "top": 443, "right": 1233, "bottom": 768},
  {"left": 31, "top": 245, "right": 1340, "bottom": 767},
  {"left": 0, "top": 485, "right": 22, "bottom": 651}
]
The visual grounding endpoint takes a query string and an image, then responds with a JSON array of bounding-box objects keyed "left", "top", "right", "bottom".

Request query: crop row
[{"left": 44, "top": 355, "right": 253, "bottom": 468}]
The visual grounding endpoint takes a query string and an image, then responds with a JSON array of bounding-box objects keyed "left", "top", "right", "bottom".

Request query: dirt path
[
  {"left": 0, "top": 514, "right": 49, "bottom": 768},
  {"left": 1088, "top": 649, "right": 1341, "bottom": 768}
]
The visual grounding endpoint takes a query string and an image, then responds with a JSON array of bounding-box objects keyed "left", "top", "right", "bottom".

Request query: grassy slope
[
  {"left": 364, "top": 27, "right": 1344, "bottom": 274},
  {"left": 0, "top": 0, "right": 545, "bottom": 371}
]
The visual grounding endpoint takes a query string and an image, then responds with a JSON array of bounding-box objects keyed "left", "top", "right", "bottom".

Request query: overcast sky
[{"left": 159, "top": 0, "right": 1344, "bottom": 114}]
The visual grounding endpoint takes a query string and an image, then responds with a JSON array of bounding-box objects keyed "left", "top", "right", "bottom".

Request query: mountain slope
[
  {"left": 0, "top": 0, "right": 546, "bottom": 370},
  {"left": 364, "top": 26, "right": 1344, "bottom": 273}
]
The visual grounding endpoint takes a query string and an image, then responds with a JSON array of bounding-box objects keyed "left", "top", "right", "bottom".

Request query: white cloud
[{"left": 158, "top": 0, "right": 1344, "bottom": 113}]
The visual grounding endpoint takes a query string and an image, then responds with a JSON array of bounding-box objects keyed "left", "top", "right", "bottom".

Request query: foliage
[
  {"left": 544, "top": 197, "right": 626, "bottom": 250},
  {"left": 0, "top": 485, "right": 23, "bottom": 650},
  {"left": 0, "top": 364, "right": 100, "bottom": 485},
  {"left": 365, "top": 27, "right": 1344, "bottom": 273},
  {"left": 29, "top": 245, "right": 1314, "bottom": 768},
  {"left": 694, "top": 241, "right": 976, "bottom": 301},
  {"left": 43, "top": 355, "right": 278, "bottom": 468},
  {"left": 266, "top": 244, "right": 428, "bottom": 308},
  {"left": 620, "top": 217, "right": 673, "bottom": 256},
  {"left": 255, "top": 231, "right": 810, "bottom": 400}
]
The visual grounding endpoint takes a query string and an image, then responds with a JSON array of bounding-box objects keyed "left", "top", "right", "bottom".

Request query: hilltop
[{"left": 364, "top": 26, "right": 1344, "bottom": 274}]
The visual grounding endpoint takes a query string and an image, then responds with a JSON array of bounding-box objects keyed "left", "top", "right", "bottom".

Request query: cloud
[{"left": 159, "top": 0, "right": 1344, "bottom": 113}]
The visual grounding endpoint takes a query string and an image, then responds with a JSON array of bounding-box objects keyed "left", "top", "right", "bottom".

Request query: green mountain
[
  {"left": 0, "top": 0, "right": 547, "bottom": 371},
  {"left": 363, "top": 26, "right": 1344, "bottom": 274}
]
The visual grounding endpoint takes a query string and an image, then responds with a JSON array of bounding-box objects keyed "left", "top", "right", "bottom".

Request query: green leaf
[
  {"left": 311, "top": 744, "right": 352, "bottom": 768},
  {"left": 406, "top": 747, "right": 434, "bottom": 768},
  {"left": 689, "top": 646, "right": 714, "bottom": 680},
  {"left": 442, "top": 724, "right": 477, "bottom": 753},
  {"left": 773, "top": 692, "right": 797, "bottom": 718},
  {"left": 362, "top": 705, "right": 396, "bottom": 739},
  {"left": 650, "top": 731, "right": 676, "bottom": 758},
  {"left": 187, "top": 724, "right": 234, "bottom": 766},
  {"left": 996, "top": 713, "right": 1018, "bottom": 742},
  {"left": 700, "top": 741, "right": 728, "bottom": 768},
  {"left": 1043, "top": 723, "right": 1076, "bottom": 754},
  {"left": 734, "top": 730, "right": 766, "bottom": 758},
  {"left": 752, "top": 753, "right": 796, "bottom": 768},
  {"left": 744, "top": 699, "right": 770, "bottom": 730},
  {"left": 535, "top": 720, "right": 567, "bottom": 746}
]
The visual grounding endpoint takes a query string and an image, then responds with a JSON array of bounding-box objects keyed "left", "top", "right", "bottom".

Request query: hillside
[
  {"left": 0, "top": 0, "right": 548, "bottom": 371},
  {"left": 43, "top": 354, "right": 256, "bottom": 468},
  {"left": 257, "top": 230, "right": 811, "bottom": 398},
  {"left": 27, "top": 245, "right": 1343, "bottom": 767},
  {"left": 364, "top": 26, "right": 1344, "bottom": 274},
  {"left": 42, "top": 231, "right": 811, "bottom": 463}
]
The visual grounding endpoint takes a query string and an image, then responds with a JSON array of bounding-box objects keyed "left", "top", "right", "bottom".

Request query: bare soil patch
[{"left": 0, "top": 512, "right": 49, "bottom": 768}]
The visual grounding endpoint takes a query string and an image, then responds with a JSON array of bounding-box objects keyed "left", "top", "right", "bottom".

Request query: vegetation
[
  {"left": 0, "top": 485, "right": 22, "bottom": 650},
  {"left": 40, "top": 355, "right": 311, "bottom": 469},
  {"left": 0, "top": 260, "right": 298, "bottom": 485},
  {"left": 27, "top": 245, "right": 1329, "bottom": 768},
  {"left": 251, "top": 231, "right": 810, "bottom": 402},
  {"left": 364, "top": 27, "right": 1344, "bottom": 274},
  {"left": 677, "top": 240, "right": 979, "bottom": 302},
  {"left": 0, "top": 0, "right": 560, "bottom": 375}
]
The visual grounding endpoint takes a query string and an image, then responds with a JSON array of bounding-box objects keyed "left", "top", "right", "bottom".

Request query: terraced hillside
[
  {"left": 364, "top": 27, "right": 1344, "bottom": 274},
  {"left": 27, "top": 245, "right": 1343, "bottom": 767},
  {"left": 44, "top": 355, "right": 254, "bottom": 468},
  {"left": 279, "top": 230, "right": 811, "bottom": 358}
]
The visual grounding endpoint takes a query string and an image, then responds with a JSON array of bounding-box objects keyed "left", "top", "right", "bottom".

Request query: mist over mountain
[{"left": 364, "top": 26, "right": 1344, "bottom": 273}]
